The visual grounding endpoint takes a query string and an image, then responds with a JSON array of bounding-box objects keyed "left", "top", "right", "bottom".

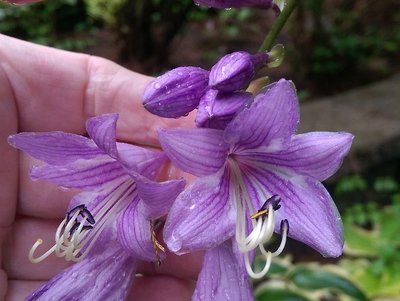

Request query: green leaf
[
  {"left": 256, "top": 288, "right": 310, "bottom": 301},
  {"left": 289, "top": 267, "right": 368, "bottom": 301},
  {"left": 252, "top": 256, "right": 288, "bottom": 275},
  {"left": 344, "top": 224, "right": 379, "bottom": 256}
]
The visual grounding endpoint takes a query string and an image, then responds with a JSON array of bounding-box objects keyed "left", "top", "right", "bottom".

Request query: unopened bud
[
  {"left": 143, "top": 67, "right": 209, "bottom": 118},
  {"left": 209, "top": 51, "right": 268, "bottom": 92}
]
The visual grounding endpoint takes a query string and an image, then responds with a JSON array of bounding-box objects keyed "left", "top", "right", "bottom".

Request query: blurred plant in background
[
  {"left": 338, "top": 175, "right": 400, "bottom": 300},
  {"left": 1, "top": 0, "right": 398, "bottom": 90},
  {"left": 85, "top": 0, "right": 211, "bottom": 64},
  {"left": 0, "top": 0, "right": 93, "bottom": 50},
  {"left": 290, "top": 0, "right": 400, "bottom": 94}
]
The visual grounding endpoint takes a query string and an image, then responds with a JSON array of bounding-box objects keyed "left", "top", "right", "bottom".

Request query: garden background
[{"left": 1, "top": 0, "right": 399, "bottom": 300}]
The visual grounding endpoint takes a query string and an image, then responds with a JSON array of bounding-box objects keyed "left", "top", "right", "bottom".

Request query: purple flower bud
[
  {"left": 196, "top": 89, "right": 253, "bottom": 129},
  {"left": 143, "top": 67, "right": 209, "bottom": 118},
  {"left": 194, "top": 0, "right": 276, "bottom": 10},
  {"left": 209, "top": 51, "right": 268, "bottom": 92}
]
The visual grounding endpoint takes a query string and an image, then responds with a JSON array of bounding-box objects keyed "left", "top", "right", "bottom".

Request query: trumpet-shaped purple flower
[
  {"left": 159, "top": 79, "right": 353, "bottom": 299},
  {"left": 8, "top": 113, "right": 185, "bottom": 300}
]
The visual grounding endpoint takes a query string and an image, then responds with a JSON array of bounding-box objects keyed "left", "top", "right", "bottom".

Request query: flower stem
[{"left": 258, "top": 0, "right": 298, "bottom": 52}]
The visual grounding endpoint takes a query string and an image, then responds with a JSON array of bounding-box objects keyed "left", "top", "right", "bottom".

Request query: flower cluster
[
  {"left": 8, "top": 1, "right": 354, "bottom": 301},
  {"left": 143, "top": 51, "right": 268, "bottom": 129}
]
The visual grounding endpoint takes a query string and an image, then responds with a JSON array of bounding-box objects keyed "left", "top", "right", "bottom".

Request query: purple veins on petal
[
  {"left": 196, "top": 89, "right": 254, "bottom": 129},
  {"left": 143, "top": 66, "right": 209, "bottom": 118},
  {"left": 7, "top": 132, "right": 103, "bottom": 165},
  {"left": 25, "top": 243, "right": 136, "bottom": 301}
]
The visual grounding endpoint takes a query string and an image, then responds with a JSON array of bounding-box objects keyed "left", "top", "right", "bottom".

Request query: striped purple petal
[
  {"left": 134, "top": 173, "right": 185, "bottom": 220},
  {"left": 238, "top": 132, "right": 354, "bottom": 181},
  {"left": 30, "top": 156, "right": 127, "bottom": 190},
  {"left": 196, "top": 90, "right": 253, "bottom": 129},
  {"left": 163, "top": 170, "right": 235, "bottom": 254},
  {"left": 158, "top": 128, "right": 229, "bottom": 177},
  {"left": 192, "top": 241, "right": 254, "bottom": 301},
  {"left": 117, "top": 197, "right": 158, "bottom": 261},
  {"left": 224, "top": 79, "right": 299, "bottom": 150},
  {"left": 25, "top": 243, "right": 136, "bottom": 301},
  {"left": 242, "top": 166, "right": 343, "bottom": 257},
  {"left": 116, "top": 143, "right": 166, "bottom": 179},
  {"left": 86, "top": 113, "right": 119, "bottom": 159},
  {"left": 8, "top": 132, "right": 102, "bottom": 165}
]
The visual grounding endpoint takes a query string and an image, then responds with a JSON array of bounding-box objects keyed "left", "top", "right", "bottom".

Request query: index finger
[{"left": 0, "top": 34, "right": 194, "bottom": 146}]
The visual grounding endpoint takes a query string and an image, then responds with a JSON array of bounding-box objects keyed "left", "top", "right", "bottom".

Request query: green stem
[{"left": 258, "top": 0, "right": 298, "bottom": 52}]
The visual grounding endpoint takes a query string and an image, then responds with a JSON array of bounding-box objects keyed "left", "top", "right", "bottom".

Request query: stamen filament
[
  {"left": 28, "top": 178, "right": 136, "bottom": 264},
  {"left": 228, "top": 158, "right": 289, "bottom": 279}
]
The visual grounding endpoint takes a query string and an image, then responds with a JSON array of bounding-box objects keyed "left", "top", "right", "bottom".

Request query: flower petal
[
  {"left": 164, "top": 170, "right": 235, "bottom": 254},
  {"left": 25, "top": 242, "right": 136, "bottom": 301},
  {"left": 240, "top": 132, "right": 354, "bottom": 181},
  {"left": 134, "top": 173, "right": 185, "bottom": 219},
  {"left": 224, "top": 79, "right": 299, "bottom": 149},
  {"left": 86, "top": 113, "right": 119, "bottom": 159},
  {"left": 8, "top": 132, "right": 102, "bottom": 165},
  {"left": 117, "top": 143, "right": 166, "bottom": 179},
  {"left": 196, "top": 90, "right": 253, "bottom": 129},
  {"left": 192, "top": 241, "right": 254, "bottom": 301},
  {"left": 117, "top": 197, "right": 157, "bottom": 261},
  {"left": 31, "top": 156, "right": 127, "bottom": 190},
  {"left": 242, "top": 166, "right": 343, "bottom": 257},
  {"left": 158, "top": 128, "right": 229, "bottom": 177}
]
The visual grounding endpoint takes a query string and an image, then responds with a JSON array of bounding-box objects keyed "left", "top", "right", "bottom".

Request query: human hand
[{"left": 0, "top": 34, "right": 201, "bottom": 301}]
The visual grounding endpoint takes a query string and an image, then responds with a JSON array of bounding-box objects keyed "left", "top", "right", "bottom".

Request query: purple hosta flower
[
  {"left": 8, "top": 113, "right": 185, "bottom": 300},
  {"left": 195, "top": 89, "right": 253, "bottom": 129},
  {"left": 159, "top": 79, "right": 353, "bottom": 298},
  {"left": 194, "top": 0, "right": 278, "bottom": 11},
  {"left": 209, "top": 51, "right": 268, "bottom": 92},
  {"left": 143, "top": 66, "right": 209, "bottom": 118}
]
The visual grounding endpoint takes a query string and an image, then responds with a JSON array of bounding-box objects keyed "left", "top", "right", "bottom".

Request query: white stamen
[
  {"left": 228, "top": 158, "right": 288, "bottom": 279},
  {"left": 28, "top": 178, "right": 135, "bottom": 263},
  {"left": 272, "top": 220, "right": 289, "bottom": 257}
]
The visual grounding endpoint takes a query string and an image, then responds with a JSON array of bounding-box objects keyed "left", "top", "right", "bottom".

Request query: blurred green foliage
[
  {"left": 291, "top": 0, "right": 400, "bottom": 92},
  {"left": 253, "top": 257, "right": 367, "bottom": 301},
  {"left": 336, "top": 175, "right": 400, "bottom": 299},
  {"left": 0, "top": 0, "right": 93, "bottom": 50},
  {"left": 84, "top": 0, "right": 211, "bottom": 63}
]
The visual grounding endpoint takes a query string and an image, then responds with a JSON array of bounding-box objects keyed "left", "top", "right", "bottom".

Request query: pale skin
[{"left": 0, "top": 33, "right": 202, "bottom": 301}]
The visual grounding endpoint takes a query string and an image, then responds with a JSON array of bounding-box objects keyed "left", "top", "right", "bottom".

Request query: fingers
[
  {"left": 5, "top": 280, "right": 44, "bottom": 301},
  {"left": 5, "top": 276, "right": 195, "bottom": 301},
  {"left": 0, "top": 66, "right": 18, "bottom": 227},
  {"left": 4, "top": 216, "right": 202, "bottom": 281},
  {"left": 18, "top": 155, "right": 77, "bottom": 218},
  {"left": 129, "top": 276, "right": 195, "bottom": 301},
  {"left": 3, "top": 217, "right": 71, "bottom": 281},
  {"left": 0, "top": 34, "right": 194, "bottom": 147}
]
